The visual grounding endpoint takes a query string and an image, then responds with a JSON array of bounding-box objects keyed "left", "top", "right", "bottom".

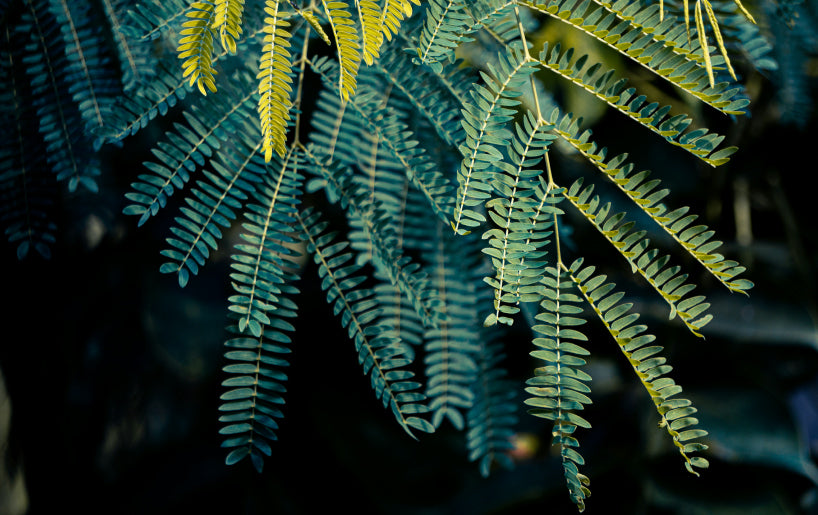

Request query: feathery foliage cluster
[{"left": 1, "top": 0, "right": 780, "bottom": 509}]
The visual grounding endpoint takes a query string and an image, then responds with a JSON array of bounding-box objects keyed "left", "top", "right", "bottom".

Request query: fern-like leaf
[
  {"left": 220, "top": 269, "right": 299, "bottom": 473},
  {"left": 562, "top": 177, "right": 712, "bottom": 337},
  {"left": 482, "top": 111, "right": 557, "bottom": 326},
  {"left": 521, "top": 0, "right": 751, "bottom": 113},
  {"left": 257, "top": 0, "right": 294, "bottom": 161},
  {"left": 178, "top": 1, "right": 218, "bottom": 95},
  {"left": 0, "top": 23, "right": 56, "bottom": 258},
  {"left": 123, "top": 74, "right": 257, "bottom": 231},
  {"left": 534, "top": 44, "right": 740, "bottom": 166},
  {"left": 296, "top": 206, "right": 435, "bottom": 437},
  {"left": 467, "top": 333, "right": 518, "bottom": 477},
  {"left": 415, "top": 0, "right": 472, "bottom": 71},
  {"left": 302, "top": 144, "right": 445, "bottom": 328},
  {"left": 228, "top": 143, "right": 302, "bottom": 332},
  {"left": 101, "top": 0, "right": 157, "bottom": 90},
  {"left": 322, "top": 0, "right": 360, "bottom": 101},
  {"left": 123, "top": 0, "right": 188, "bottom": 41},
  {"left": 525, "top": 266, "right": 593, "bottom": 511},
  {"left": 378, "top": 0, "right": 418, "bottom": 44},
  {"left": 49, "top": 0, "right": 119, "bottom": 132},
  {"left": 20, "top": 0, "right": 100, "bottom": 192},
  {"left": 566, "top": 258, "right": 710, "bottom": 476},
  {"left": 548, "top": 110, "right": 751, "bottom": 293},
  {"left": 309, "top": 56, "right": 456, "bottom": 222},
  {"left": 358, "top": 0, "right": 382, "bottom": 65},
  {"left": 425, "top": 226, "right": 483, "bottom": 430},
  {"left": 453, "top": 46, "right": 538, "bottom": 234}
]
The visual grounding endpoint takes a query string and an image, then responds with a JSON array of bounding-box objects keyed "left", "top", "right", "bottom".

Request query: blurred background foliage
[{"left": 2, "top": 0, "right": 818, "bottom": 513}]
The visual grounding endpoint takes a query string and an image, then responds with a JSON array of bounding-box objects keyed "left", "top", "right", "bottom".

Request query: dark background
[{"left": 2, "top": 5, "right": 818, "bottom": 515}]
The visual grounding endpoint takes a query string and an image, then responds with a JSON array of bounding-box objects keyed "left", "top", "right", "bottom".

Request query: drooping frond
[
  {"left": 321, "top": 71, "right": 437, "bottom": 257},
  {"left": 178, "top": 1, "right": 218, "bottom": 95},
  {"left": 123, "top": 73, "right": 258, "bottom": 232},
  {"left": 662, "top": 0, "right": 758, "bottom": 86},
  {"left": 220, "top": 160, "right": 302, "bottom": 470},
  {"left": 295, "top": 206, "right": 435, "bottom": 438},
  {"left": 220, "top": 309, "right": 296, "bottom": 473},
  {"left": 97, "top": 14, "right": 271, "bottom": 145},
  {"left": 213, "top": 0, "right": 245, "bottom": 54},
  {"left": 48, "top": 0, "right": 119, "bottom": 132},
  {"left": 0, "top": 24, "right": 56, "bottom": 258},
  {"left": 158, "top": 117, "right": 269, "bottom": 289},
  {"left": 358, "top": 0, "right": 382, "bottom": 65},
  {"left": 512, "top": 177, "right": 565, "bottom": 291},
  {"left": 565, "top": 258, "right": 710, "bottom": 476},
  {"left": 302, "top": 144, "right": 444, "bottom": 328},
  {"left": 95, "top": 55, "right": 192, "bottom": 144},
  {"left": 373, "top": 44, "right": 465, "bottom": 148},
  {"left": 549, "top": 111, "right": 752, "bottom": 294},
  {"left": 257, "top": 0, "right": 294, "bottom": 161},
  {"left": 481, "top": 112, "right": 557, "bottom": 326},
  {"left": 562, "top": 177, "right": 712, "bottom": 337},
  {"left": 453, "top": 45, "right": 538, "bottom": 235},
  {"left": 520, "top": 0, "right": 751, "bottom": 105},
  {"left": 321, "top": 0, "right": 360, "bottom": 101},
  {"left": 20, "top": 0, "right": 100, "bottom": 192},
  {"left": 415, "top": 0, "right": 516, "bottom": 71},
  {"left": 717, "top": 1, "right": 776, "bottom": 73},
  {"left": 425, "top": 225, "right": 483, "bottom": 431},
  {"left": 533, "top": 44, "right": 742, "bottom": 166},
  {"left": 420, "top": 223, "right": 519, "bottom": 475},
  {"left": 379, "top": 0, "right": 419, "bottom": 42},
  {"left": 525, "top": 266, "right": 593, "bottom": 512},
  {"left": 228, "top": 147, "right": 303, "bottom": 337}
]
